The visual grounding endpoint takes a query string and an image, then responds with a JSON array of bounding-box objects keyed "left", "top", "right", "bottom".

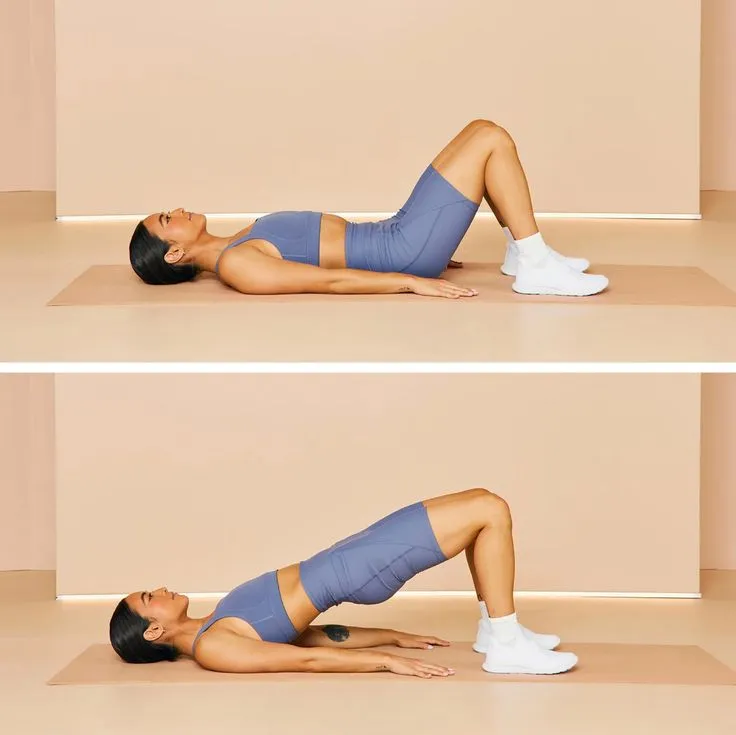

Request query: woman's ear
[
  {"left": 143, "top": 622, "right": 165, "bottom": 642},
  {"left": 164, "top": 245, "right": 184, "bottom": 265}
]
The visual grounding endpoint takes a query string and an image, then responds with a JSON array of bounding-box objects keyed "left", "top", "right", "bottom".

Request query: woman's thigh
[
  {"left": 428, "top": 120, "right": 497, "bottom": 204},
  {"left": 423, "top": 488, "right": 492, "bottom": 559}
]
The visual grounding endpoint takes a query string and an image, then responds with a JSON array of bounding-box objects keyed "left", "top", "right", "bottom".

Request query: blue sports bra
[
  {"left": 214, "top": 211, "right": 322, "bottom": 273},
  {"left": 193, "top": 571, "right": 299, "bottom": 648}
]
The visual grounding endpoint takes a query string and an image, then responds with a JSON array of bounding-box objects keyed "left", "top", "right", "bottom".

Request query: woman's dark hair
[
  {"left": 109, "top": 598, "right": 179, "bottom": 664},
  {"left": 129, "top": 221, "right": 200, "bottom": 285}
]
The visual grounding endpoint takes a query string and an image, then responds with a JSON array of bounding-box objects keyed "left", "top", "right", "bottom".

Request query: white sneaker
[
  {"left": 513, "top": 252, "right": 608, "bottom": 297},
  {"left": 502, "top": 242, "right": 590, "bottom": 277},
  {"left": 482, "top": 632, "right": 578, "bottom": 675},
  {"left": 473, "top": 618, "right": 560, "bottom": 653}
]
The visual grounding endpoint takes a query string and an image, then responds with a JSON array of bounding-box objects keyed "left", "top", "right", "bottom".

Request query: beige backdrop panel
[
  {"left": 702, "top": 0, "right": 736, "bottom": 191},
  {"left": 0, "top": 0, "right": 55, "bottom": 192},
  {"left": 701, "top": 374, "right": 736, "bottom": 570},
  {"left": 55, "top": 0, "right": 701, "bottom": 216},
  {"left": 55, "top": 374, "right": 701, "bottom": 595},
  {"left": 0, "top": 375, "right": 55, "bottom": 570}
]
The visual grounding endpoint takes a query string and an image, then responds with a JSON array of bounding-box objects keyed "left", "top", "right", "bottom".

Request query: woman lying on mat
[
  {"left": 109, "top": 488, "right": 577, "bottom": 678},
  {"left": 129, "top": 120, "right": 607, "bottom": 298}
]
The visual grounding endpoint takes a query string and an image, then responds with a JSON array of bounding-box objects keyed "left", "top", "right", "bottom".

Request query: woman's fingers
[
  {"left": 443, "top": 280, "right": 476, "bottom": 292},
  {"left": 412, "top": 276, "right": 478, "bottom": 298},
  {"left": 425, "top": 637, "right": 451, "bottom": 646},
  {"left": 392, "top": 654, "right": 455, "bottom": 678},
  {"left": 423, "top": 663, "right": 453, "bottom": 674},
  {"left": 413, "top": 635, "right": 450, "bottom": 648},
  {"left": 415, "top": 663, "right": 455, "bottom": 677},
  {"left": 437, "top": 281, "right": 477, "bottom": 298},
  {"left": 442, "top": 290, "right": 476, "bottom": 299},
  {"left": 406, "top": 656, "right": 455, "bottom": 675}
]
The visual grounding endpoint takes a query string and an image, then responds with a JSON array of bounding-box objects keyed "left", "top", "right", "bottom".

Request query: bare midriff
[
  {"left": 232, "top": 213, "right": 348, "bottom": 269},
  {"left": 317, "top": 214, "right": 349, "bottom": 268},
  {"left": 276, "top": 563, "right": 321, "bottom": 632}
]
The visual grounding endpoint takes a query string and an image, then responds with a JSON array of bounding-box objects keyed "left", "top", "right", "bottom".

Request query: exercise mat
[
  {"left": 48, "top": 642, "right": 736, "bottom": 686},
  {"left": 47, "top": 264, "right": 736, "bottom": 307}
]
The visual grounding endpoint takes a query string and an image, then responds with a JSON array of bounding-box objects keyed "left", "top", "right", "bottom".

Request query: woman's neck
[
  {"left": 188, "top": 235, "right": 235, "bottom": 273},
  {"left": 170, "top": 615, "right": 213, "bottom": 658},
  {"left": 187, "top": 220, "right": 257, "bottom": 273}
]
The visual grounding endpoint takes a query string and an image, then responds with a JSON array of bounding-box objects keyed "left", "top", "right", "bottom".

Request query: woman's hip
[
  {"left": 345, "top": 166, "right": 479, "bottom": 277},
  {"left": 298, "top": 501, "right": 448, "bottom": 612}
]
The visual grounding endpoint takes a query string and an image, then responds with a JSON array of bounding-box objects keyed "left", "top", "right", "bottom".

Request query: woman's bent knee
[
  {"left": 466, "top": 118, "right": 497, "bottom": 132},
  {"left": 460, "top": 487, "right": 493, "bottom": 503},
  {"left": 465, "top": 119, "right": 515, "bottom": 148},
  {"left": 467, "top": 487, "right": 511, "bottom": 524}
]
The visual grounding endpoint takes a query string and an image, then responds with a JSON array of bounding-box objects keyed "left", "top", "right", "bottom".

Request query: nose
[{"left": 153, "top": 587, "right": 168, "bottom": 596}]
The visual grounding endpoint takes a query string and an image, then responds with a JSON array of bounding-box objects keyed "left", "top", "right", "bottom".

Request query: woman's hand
[
  {"left": 409, "top": 276, "right": 478, "bottom": 299},
  {"left": 383, "top": 653, "right": 455, "bottom": 679},
  {"left": 393, "top": 632, "right": 451, "bottom": 650}
]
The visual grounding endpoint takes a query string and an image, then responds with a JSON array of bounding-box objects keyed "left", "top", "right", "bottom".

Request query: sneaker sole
[
  {"left": 481, "top": 660, "right": 576, "bottom": 675},
  {"left": 512, "top": 282, "right": 607, "bottom": 297}
]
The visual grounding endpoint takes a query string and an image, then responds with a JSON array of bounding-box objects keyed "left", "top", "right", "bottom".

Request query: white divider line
[{"left": 0, "top": 363, "right": 723, "bottom": 373}]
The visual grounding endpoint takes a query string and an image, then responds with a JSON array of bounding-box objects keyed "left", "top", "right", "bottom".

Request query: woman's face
[
  {"left": 143, "top": 208, "right": 207, "bottom": 247},
  {"left": 125, "top": 586, "right": 190, "bottom": 626}
]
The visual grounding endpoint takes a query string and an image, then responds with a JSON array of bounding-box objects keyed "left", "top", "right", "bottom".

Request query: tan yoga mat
[
  {"left": 47, "top": 642, "right": 736, "bottom": 686},
  {"left": 46, "top": 264, "right": 736, "bottom": 307}
]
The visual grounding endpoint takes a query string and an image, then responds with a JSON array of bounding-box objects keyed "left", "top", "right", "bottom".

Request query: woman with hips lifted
[
  {"left": 110, "top": 488, "right": 577, "bottom": 678},
  {"left": 129, "top": 120, "right": 608, "bottom": 299}
]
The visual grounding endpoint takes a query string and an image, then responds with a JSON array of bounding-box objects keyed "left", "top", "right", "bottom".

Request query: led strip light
[
  {"left": 56, "top": 211, "right": 702, "bottom": 223},
  {"left": 57, "top": 589, "right": 701, "bottom": 602}
]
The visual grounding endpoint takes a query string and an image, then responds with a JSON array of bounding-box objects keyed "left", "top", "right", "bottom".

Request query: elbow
[
  {"left": 324, "top": 270, "right": 358, "bottom": 294},
  {"left": 325, "top": 277, "right": 348, "bottom": 294},
  {"left": 299, "top": 647, "right": 332, "bottom": 672},
  {"left": 301, "top": 654, "right": 322, "bottom": 672}
]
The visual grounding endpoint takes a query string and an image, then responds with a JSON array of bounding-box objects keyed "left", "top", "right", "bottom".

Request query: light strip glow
[
  {"left": 537, "top": 212, "right": 701, "bottom": 221},
  {"left": 57, "top": 590, "right": 701, "bottom": 602},
  {"left": 0, "top": 363, "right": 728, "bottom": 374},
  {"left": 56, "top": 210, "right": 702, "bottom": 223}
]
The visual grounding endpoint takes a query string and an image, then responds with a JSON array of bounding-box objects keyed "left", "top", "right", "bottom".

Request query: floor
[
  {"left": 1, "top": 192, "right": 736, "bottom": 363},
  {"left": 2, "top": 571, "right": 735, "bottom": 734}
]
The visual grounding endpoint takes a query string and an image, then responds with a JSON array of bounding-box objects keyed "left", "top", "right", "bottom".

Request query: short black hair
[
  {"left": 109, "top": 598, "right": 179, "bottom": 664},
  {"left": 129, "top": 221, "right": 199, "bottom": 285}
]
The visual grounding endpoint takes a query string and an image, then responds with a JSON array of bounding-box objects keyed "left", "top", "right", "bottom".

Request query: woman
[
  {"left": 110, "top": 488, "right": 578, "bottom": 678},
  {"left": 129, "top": 120, "right": 608, "bottom": 299}
]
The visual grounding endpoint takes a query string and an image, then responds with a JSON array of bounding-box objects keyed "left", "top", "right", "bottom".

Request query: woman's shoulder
[
  {"left": 216, "top": 238, "right": 283, "bottom": 278},
  {"left": 193, "top": 619, "right": 265, "bottom": 670},
  {"left": 192, "top": 619, "right": 230, "bottom": 661}
]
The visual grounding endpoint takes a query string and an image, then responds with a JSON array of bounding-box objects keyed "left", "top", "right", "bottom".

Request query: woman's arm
[
  {"left": 194, "top": 631, "right": 453, "bottom": 678},
  {"left": 293, "top": 625, "right": 396, "bottom": 649},
  {"left": 218, "top": 245, "right": 477, "bottom": 299},
  {"left": 293, "top": 625, "right": 450, "bottom": 650}
]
